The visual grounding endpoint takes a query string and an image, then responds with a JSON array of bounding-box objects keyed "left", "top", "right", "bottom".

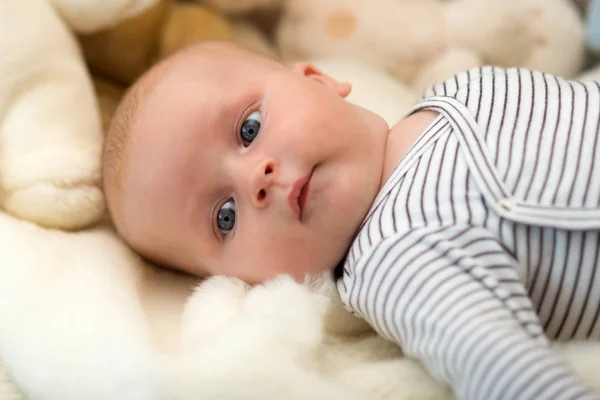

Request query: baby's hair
[
  {"left": 102, "top": 62, "right": 169, "bottom": 219},
  {"left": 103, "top": 74, "right": 152, "bottom": 190},
  {"left": 102, "top": 84, "right": 137, "bottom": 191}
]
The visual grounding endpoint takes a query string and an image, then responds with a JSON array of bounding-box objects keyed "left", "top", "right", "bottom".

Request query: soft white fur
[
  {"left": 0, "top": 0, "right": 158, "bottom": 230},
  {"left": 51, "top": 0, "right": 160, "bottom": 33}
]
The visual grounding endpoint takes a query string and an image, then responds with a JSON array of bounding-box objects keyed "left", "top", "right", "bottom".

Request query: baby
[{"left": 103, "top": 42, "right": 600, "bottom": 400}]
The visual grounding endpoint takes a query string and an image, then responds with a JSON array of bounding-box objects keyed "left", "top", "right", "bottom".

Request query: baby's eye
[
  {"left": 240, "top": 110, "right": 261, "bottom": 146},
  {"left": 217, "top": 198, "right": 236, "bottom": 235}
]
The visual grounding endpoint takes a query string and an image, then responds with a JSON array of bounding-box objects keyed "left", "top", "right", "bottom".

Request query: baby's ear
[{"left": 292, "top": 62, "right": 352, "bottom": 98}]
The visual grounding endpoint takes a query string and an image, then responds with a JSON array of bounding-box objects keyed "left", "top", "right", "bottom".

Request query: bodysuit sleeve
[{"left": 338, "top": 225, "right": 598, "bottom": 400}]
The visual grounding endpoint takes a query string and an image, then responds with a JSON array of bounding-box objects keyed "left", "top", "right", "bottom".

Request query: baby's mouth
[
  {"left": 288, "top": 169, "right": 314, "bottom": 220},
  {"left": 298, "top": 173, "right": 312, "bottom": 217}
]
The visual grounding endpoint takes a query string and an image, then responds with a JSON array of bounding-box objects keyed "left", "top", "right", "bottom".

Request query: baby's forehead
[
  {"left": 138, "top": 42, "right": 277, "bottom": 101},
  {"left": 129, "top": 44, "right": 281, "bottom": 142},
  {"left": 161, "top": 44, "right": 278, "bottom": 84}
]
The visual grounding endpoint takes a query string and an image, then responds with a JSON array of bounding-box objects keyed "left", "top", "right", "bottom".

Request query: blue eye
[
  {"left": 240, "top": 110, "right": 261, "bottom": 146},
  {"left": 217, "top": 198, "right": 236, "bottom": 235}
]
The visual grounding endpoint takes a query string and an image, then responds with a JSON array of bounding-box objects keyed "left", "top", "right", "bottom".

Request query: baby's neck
[{"left": 380, "top": 110, "right": 440, "bottom": 189}]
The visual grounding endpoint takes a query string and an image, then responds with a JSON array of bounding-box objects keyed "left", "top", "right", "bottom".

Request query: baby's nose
[{"left": 248, "top": 158, "right": 279, "bottom": 207}]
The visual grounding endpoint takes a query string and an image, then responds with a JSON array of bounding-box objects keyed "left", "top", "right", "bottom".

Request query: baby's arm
[{"left": 340, "top": 225, "right": 598, "bottom": 400}]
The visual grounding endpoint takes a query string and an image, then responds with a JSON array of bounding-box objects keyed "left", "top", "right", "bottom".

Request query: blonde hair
[
  {"left": 102, "top": 85, "right": 138, "bottom": 191},
  {"left": 101, "top": 64, "right": 168, "bottom": 221}
]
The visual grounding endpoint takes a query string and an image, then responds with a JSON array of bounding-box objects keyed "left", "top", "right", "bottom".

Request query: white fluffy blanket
[
  {"left": 0, "top": 211, "right": 443, "bottom": 400},
  {"left": 1, "top": 210, "right": 600, "bottom": 400}
]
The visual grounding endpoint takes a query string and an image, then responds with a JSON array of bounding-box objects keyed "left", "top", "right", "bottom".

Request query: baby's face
[{"left": 117, "top": 45, "right": 389, "bottom": 284}]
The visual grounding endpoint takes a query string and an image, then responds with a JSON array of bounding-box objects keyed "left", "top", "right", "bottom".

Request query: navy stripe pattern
[{"left": 338, "top": 67, "right": 600, "bottom": 400}]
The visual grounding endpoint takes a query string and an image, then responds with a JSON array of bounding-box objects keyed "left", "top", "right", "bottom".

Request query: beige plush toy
[
  {"left": 79, "top": 1, "right": 234, "bottom": 86},
  {"left": 79, "top": 0, "right": 280, "bottom": 89},
  {"left": 199, "top": 0, "right": 282, "bottom": 59},
  {"left": 578, "top": 64, "right": 600, "bottom": 81},
  {"left": 92, "top": 76, "right": 126, "bottom": 135},
  {"left": 229, "top": 17, "right": 281, "bottom": 60},
  {"left": 201, "top": 0, "right": 282, "bottom": 14},
  {"left": 276, "top": 0, "right": 586, "bottom": 92},
  {"left": 0, "top": 0, "right": 160, "bottom": 230}
]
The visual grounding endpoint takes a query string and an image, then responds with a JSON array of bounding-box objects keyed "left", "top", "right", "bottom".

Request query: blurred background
[{"left": 81, "top": 0, "right": 600, "bottom": 131}]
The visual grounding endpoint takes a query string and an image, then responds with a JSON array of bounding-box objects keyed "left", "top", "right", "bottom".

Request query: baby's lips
[{"left": 288, "top": 171, "right": 312, "bottom": 220}]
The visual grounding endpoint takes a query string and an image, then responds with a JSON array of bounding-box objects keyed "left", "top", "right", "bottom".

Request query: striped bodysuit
[{"left": 337, "top": 67, "right": 600, "bottom": 400}]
